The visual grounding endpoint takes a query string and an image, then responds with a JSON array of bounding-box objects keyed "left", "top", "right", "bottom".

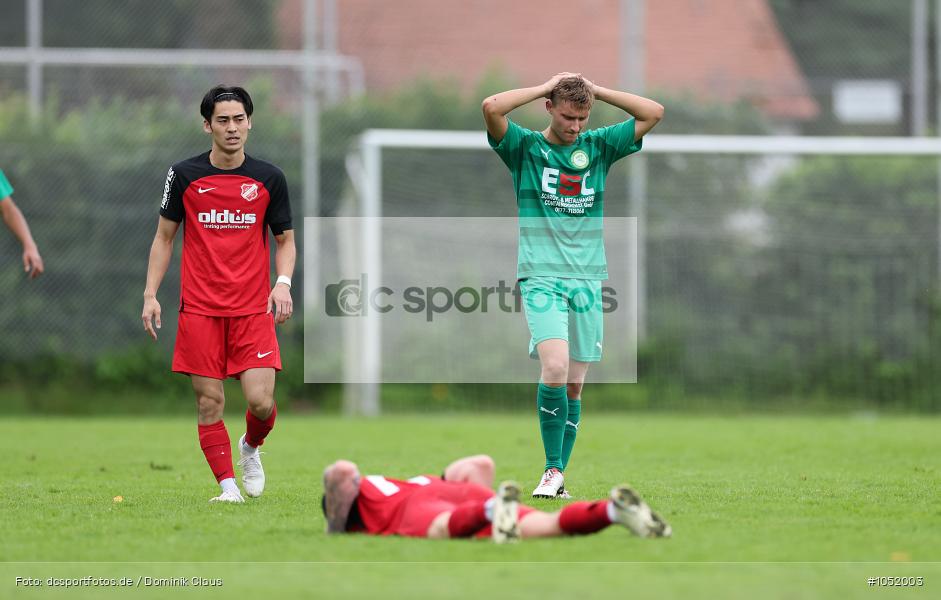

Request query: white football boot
[
  {"left": 531, "top": 468, "right": 565, "bottom": 498},
  {"left": 609, "top": 485, "right": 672, "bottom": 538},
  {"left": 491, "top": 481, "right": 521, "bottom": 544},
  {"left": 237, "top": 434, "right": 266, "bottom": 498},
  {"left": 209, "top": 489, "right": 245, "bottom": 503}
]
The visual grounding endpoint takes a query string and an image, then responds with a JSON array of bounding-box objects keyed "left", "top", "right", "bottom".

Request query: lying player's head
[
  {"left": 200, "top": 85, "right": 254, "bottom": 153},
  {"left": 545, "top": 76, "right": 593, "bottom": 144},
  {"left": 322, "top": 460, "right": 362, "bottom": 534}
]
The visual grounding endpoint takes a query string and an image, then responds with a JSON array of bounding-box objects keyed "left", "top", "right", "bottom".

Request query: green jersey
[
  {"left": 489, "top": 118, "right": 642, "bottom": 280},
  {"left": 0, "top": 169, "right": 13, "bottom": 199}
]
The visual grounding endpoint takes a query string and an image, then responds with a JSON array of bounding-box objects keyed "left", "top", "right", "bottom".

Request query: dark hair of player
[
  {"left": 200, "top": 85, "right": 254, "bottom": 121},
  {"left": 549, "top": 77, "right": 593, "bottom": 109}
]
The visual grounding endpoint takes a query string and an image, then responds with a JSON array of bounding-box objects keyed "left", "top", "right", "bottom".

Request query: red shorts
[
  {"left": 172, "top": 312, "right": 281, "bottom": 379},
  {"left": 391, "top": 481, "right": 536, "bottom": 538}
]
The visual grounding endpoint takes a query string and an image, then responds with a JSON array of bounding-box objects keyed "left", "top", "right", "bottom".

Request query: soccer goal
[{"left": 308, "top": 130, "right": 941, "bottom": 415}]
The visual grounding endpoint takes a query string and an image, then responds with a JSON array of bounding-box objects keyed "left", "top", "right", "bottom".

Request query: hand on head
[
  {"left": 544, "top": 73, "right": 597, "bottom": 99},
  {"left": 581, "top": 76, "right": 597, "bottom": 96},
  {"left": 544, "top": 72, "right": 582, "bottom": 97}
]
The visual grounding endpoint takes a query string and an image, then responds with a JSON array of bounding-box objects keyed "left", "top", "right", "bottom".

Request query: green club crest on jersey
[{"left": 570, "top": 149, "right": 589, "bottom": 169}]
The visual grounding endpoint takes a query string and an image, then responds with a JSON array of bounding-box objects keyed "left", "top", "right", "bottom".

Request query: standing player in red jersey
[
  {"left": 142, "top": 85, "right": 295, "bottom": 503},
  {"left": 321, "top": 455, "right": 671, "bottom": 542}
]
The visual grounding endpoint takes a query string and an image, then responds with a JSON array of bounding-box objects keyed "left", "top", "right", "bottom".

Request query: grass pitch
[{"left": 2, "top": 414, "right": 939, "bottom": 599}]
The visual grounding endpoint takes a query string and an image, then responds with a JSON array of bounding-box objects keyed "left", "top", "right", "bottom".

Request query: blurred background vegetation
[{"left": 2, "top": 0, "right": 940, "bottom": 414}]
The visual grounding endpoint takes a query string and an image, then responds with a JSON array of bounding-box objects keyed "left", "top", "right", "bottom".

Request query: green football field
[{"left": 1, "top": 414, "right": 938, "bottom": 599}]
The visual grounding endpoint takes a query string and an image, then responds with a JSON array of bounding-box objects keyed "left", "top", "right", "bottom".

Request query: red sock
[
  {"left": 198, "top": 420, "right": 234, "bottom": 482},
  {"left": 558, "top": 501, "right": 612, "bottom": 535},
  {"left": 447, "top": 500, "right": 490, "bottom": 538},
  {"left": 244, "top": 403, "right": 277, "bottom": 448}
]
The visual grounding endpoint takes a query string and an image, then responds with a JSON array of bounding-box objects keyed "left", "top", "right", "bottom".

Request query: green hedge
[{"left": 2, "top": 75, "right": 940, "bottom": 413}]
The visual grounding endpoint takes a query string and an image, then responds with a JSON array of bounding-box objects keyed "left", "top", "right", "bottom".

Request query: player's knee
[
  {"left": 195, "top": 392, "right": 224, "bottom": 419},
  {"left": 566, "top": 381, "right": 583, "bottom": 399},
  {"left": 246, "top": 394, "right": 274, "bottom": 419},
  {"left": 541, "top": 358, "right": 568, "bottom": 386}
]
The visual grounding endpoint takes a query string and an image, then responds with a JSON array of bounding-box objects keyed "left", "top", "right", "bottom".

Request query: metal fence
[{"left": 1, "top": 0, "right": 940, "bottom": 409}]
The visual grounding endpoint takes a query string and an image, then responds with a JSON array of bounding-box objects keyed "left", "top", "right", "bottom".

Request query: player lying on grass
[{"left": 321, "top": 454, "right": 671, "bottom": 543}]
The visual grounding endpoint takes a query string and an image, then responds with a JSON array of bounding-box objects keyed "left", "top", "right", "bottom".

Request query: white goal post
[{"left": 338, "top": 131, "right": 941, "bottom": 415}]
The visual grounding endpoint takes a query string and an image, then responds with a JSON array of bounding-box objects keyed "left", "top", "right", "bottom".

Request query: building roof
[
  {"left": 279, "top": 0, "right": 818, "bottom": 120},
  {"left": 647, "top": 0, "right": 818, "bottom": 119}
]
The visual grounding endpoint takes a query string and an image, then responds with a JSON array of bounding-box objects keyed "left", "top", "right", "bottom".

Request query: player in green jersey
[
  {"left": 482, "top": 73, "right": 663, "bottom": 498},
  {"left": 0, "top": 169, "right": 44, "bottom": 279}
]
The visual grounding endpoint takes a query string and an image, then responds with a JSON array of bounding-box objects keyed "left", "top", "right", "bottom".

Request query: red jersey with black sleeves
[{"left": 160, "top": 151, "right": 292, "bottom": 317}]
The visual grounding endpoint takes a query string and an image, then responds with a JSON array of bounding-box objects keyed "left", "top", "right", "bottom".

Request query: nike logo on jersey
[
  {"left": 198, "top": 187, "right": 217, "bottom": 194},
  {"left": 540, "top": 148, "right": 551, "bottom": 159},
  {"left": 539, "top": 406, "right": 560, "bottom": 416},
  {"left": 257, "top": 351, "right": 274, "bottom": 358}
]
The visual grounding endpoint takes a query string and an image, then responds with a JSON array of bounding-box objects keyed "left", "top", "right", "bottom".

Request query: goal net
[{"left": 306, "top": 130, "right": 941, "bottom": 414}]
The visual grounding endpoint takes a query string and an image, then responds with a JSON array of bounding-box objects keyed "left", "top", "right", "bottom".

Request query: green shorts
[{"left": 519, "top": 277, "right": 604, "bottom": 362}]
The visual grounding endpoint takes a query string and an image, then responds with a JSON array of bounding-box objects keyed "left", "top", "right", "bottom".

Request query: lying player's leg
[
  {"left": 237, "top": 367, "right": 277, "bottom": 497},
  {"left": 426, "top": 481, "right": 522, "bottom": 543},
  {"left": 429, "top": 481, "right": 670, "bottom": 542},
  {"left": 519, "top": 484, "right": 671, "bottom": 539}
]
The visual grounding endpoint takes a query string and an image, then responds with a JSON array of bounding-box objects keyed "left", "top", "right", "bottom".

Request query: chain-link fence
[
  {"left": 0, "top": 0, "right": 349, "bottom": 362},
  {"left": 1, "top": 0, "right": 940, "bottom": 410},
  {"left": 324, "top": 135, "right": 940, "bottom": 412}
]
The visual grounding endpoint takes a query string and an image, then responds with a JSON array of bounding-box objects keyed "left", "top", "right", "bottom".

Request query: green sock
[
  {"left": 561, "top": 397, "right": 581, "bottom": 471},
  {"left": 537, "top": 383, "right": 568, "bottom": 471}
]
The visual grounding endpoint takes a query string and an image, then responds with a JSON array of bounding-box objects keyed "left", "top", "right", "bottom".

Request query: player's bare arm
[
  {"left": 583, "top": 78, "right": 665, "bottom": 140},
  {"left": 481, "top": 72, "right": 580, "bottom": 142},
  {"left": 268, "top": 228, "right": 296, "bottom": 325},
  {"left": 442, "top": 455, "right": 495, "bottom": 487},
  {"left": 1, "top": 196, "right": 44, "bottom": 278},
  {"left": 323, "top": 460, "right": 361, "bottom": 534},
  {"left": 142, "top": 216, "right": 180, "bottom": 340}
]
